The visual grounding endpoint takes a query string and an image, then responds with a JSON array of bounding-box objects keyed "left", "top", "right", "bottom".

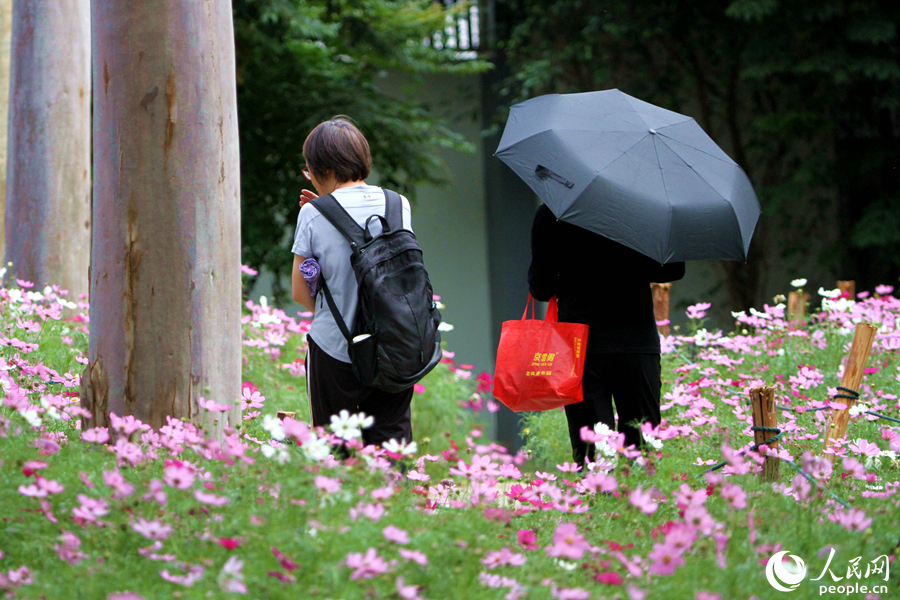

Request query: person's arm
[
  {"left": 527, "top": 204, "right": 558, "bottom": 302},
  {"left": 291, "top": 254, "right": 315, "bottom": 313}
]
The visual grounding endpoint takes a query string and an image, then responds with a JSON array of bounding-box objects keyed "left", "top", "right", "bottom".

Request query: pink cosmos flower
[
  {"left": 281, "top": 418, "right": 311, "bottom": 444},
  {"left": 314, "top": 475, "right": 341, "bottom": 494},
  {"left": 163, "top": 462, "right": 195, "bottom": 490},
  {"left": 834, "top": 507, "right": 873, "bottom": 532},
  {"left": 396, "top": 576, "right": 423, "bottom": 600},
  {"left": 551, "top": 586, "right": 591, "bottom": 600},
  {"left": 159, "top": 564, "right": 205, "bottom": 587},
  {"left": 595, "top": 571, "right": 624, "bottom": 585},
  {"left": 481, "top": 547, "right": 527, "bottom": 569},
  {"left": 218, "top": 556, "right": 247, "bottom": 594},
  {"left": 72, "top": 494, "right": 110, "bottom": 525},
  {"left": 18, "top": 483, "right": 48, "bottom": 498},
  {"left": 113, "top": 438, "right": 143, "bottom": 467},
  {"left": 719, "top": 483, "right": 747, "bottom": 510},
  {"left": 131, "top": 518, "right": 173, "bottom": 541},
  {"left": 848, "top": 438, "right": 881, "bottom": 457},
  {"left": 683, "top": 505, "right": 717, "bottom": 536},
  {"left": 194, "top": 490, "right": 230, "bottom": 506},
  {"left": 686, "top": 302, "right": 712, "bottom": 319},
  {"left": 103, "top": 470, "right": 134, "bottom": 499},
  {"left": 499, "top": 463, "right": 522, "bottom": 479},
  {"left": 198, "top": 397, "right": 231, "bottom": 412},
  {"left": 841, "top": 456, "right": 866, "bottom": 479},
  {"left": 545, "top": 522, "right": 590, "bottom": 561},
  {"left": 109, "top": 413, "right": 151, "bottom": 436},
  {"left": 383, "top": 525, "right": 410, "bottom": 544},
  {"left": 55, "top": 530, "right": 87, "bottom": 566},
  {"left": 696, "top": 592, "right": 722, "bottom": 600},
  {"left": 399, "top": 549, "right": 428, "bottom": 565},
  {"left": 349, "top": 502, "right": 385, "bottom": 522},
  {"left": 647, "top": 542, "right": 685, "bottom": 575},
  {"left": 21, "top": 460, "right": 48, "bottom": 476},
  {"left": 240, "top": 388, "right": 266, "bottom": 411},
  {"left": 107, "top": 593, "right": 146, "bottom": 600},
  {"left": 345, "top": 548, "right": 390, "bottom": 580},
  {"left": 578, "top": 471, "right": 617, "bottom": 494},
  {"left": 143, "top": 479, "right": 167, "bottom": 506},
  {"left": 628, "top": 486, "right": 658, "bottom": 514}
]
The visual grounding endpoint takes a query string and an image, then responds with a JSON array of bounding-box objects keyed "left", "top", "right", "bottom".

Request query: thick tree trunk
[
  {"left": 5, "top": 0, "right": 91, "bottom": 297},
  {"left": 86, "top": 0, "right": 241, "bottom": 433},
  {"left": 0, "top": 0, "right": 13, "bottom": 257}
]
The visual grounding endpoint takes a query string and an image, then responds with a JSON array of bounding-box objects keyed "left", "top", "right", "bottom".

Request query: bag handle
[
  {"left": 546, "top": 296, "right": 559, "bottom": 323},
  {"left": 521, "top": 295, "right": 559, "bottom": 321}
]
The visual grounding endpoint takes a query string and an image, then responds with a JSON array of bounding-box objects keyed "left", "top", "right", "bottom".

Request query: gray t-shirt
[{"left": 292, "top": 184, "right": 412, "bottom": 363}]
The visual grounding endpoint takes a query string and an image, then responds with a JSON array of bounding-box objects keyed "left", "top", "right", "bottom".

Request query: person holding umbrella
[
  {"left": 497, "top": 89, "right": 761, "bottom": 468},
  {"left": 528, "top": 204, "right": 684, "bottom": 468}
]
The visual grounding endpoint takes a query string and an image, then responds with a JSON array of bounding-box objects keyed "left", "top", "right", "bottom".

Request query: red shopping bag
[{"left": 492, "top": 295, "right": 588, "bottom": 412}]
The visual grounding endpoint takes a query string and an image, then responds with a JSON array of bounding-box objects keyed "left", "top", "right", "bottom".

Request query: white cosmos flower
[
  {"left": 348, "top": 412, "right": 374, "bottom": 430},
  {"left": 330, "top": 409, "right": 362, "bottom": 440},
  {"left": 303, "top": 435, "right": 331, "bottom": 461},
  {"left": 261, "top": 414, "right": 284, "bottom": 440},
  {"left": 791, "top": 278, "right": 807, "bottom": 288},
  {"left": 437, "top": 322, "right": 454, "bottom": 332},
  {"left": 382, "top": 438, "right": 418, "bottom": 456},
  {"left": 818, "top": 287, "right": 841, "bottom": 299}
]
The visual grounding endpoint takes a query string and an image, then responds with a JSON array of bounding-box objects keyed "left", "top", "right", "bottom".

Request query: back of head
[{"left": 303, "top": 116, "right": 372, "bottom": 183}]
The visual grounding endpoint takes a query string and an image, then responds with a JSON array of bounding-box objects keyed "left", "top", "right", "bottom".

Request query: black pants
[
  {"left": 306, "top": 336, "right": 414, "bottom": 446},
  {"left": 564, "top": 353, "right": 661, "bottom": 467}
]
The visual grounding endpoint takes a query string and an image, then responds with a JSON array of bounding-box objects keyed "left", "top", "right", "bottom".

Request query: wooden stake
[
  {"left": 787, "top": 291, "right": 810, "bottom": 325},
  {"left": 750, "top": 386, "right": 780, "bottom": 481},
  {"left": 822, "top": 322, "right": 878, "bottom": 458},
  {"left": 837, "top": 280, "right": 856, "bottom": 299},
  {"left": 651, "top": 282, "right": 672, "bottom": 337}
]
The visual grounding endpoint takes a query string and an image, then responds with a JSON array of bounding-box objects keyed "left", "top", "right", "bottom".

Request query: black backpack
[{"left": 310, "top": 189, "right": 443, "bottom": 393}]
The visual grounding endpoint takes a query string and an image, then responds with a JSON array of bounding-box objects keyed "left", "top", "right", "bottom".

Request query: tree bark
[
  {"left": 5, "top": 0, "right": 91, "bottom": 297},
  {"left": 0, "top": 0, "right": 13, "bottom": 257},
  {"left": 87, "top": 0, "right": 241, "bottom": 433}
]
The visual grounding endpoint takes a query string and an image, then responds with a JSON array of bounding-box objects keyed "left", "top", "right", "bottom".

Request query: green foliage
[{"left": 234, "top": 0, "right": 489, "bottom": 300}]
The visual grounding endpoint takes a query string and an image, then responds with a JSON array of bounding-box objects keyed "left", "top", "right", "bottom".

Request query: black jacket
[{"left": 528, "top": 203, "right": 685, "bottom": 354}]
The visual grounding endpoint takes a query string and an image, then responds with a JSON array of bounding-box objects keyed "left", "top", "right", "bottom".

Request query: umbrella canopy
[{"left": 495, "top": 89, "right": 761, "bottom": 263}]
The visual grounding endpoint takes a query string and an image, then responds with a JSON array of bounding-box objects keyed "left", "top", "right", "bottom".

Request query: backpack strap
[
  {"left": 309, "top": 194, "right": 366, "bottom": 249},
  {"left": 319, "top": 278, "right": 353, "bottom": 344},
  {"left": 382, "top": 189, "right": 403, "bottom": 232}
]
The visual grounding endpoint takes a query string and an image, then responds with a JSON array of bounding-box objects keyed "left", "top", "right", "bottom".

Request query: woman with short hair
[{"left": 291, "top": 116, "right": 415, "bottom": 447}]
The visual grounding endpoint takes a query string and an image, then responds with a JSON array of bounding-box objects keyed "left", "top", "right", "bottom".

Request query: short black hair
[{"left": 302, "top": 116, "right": 372, "bottom": 183}]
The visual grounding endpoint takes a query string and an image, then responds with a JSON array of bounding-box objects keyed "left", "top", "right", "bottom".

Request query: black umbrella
[{"left": 495, "top": 89, "right": 761, "bottom": 263}]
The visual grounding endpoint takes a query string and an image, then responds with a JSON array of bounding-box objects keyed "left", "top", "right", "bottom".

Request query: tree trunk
[
  {"left": 5, "top": 0, "right": 91, "bottom": 297},
  {"left": 0, "top": 0, "right": 13, "bottom": 257},
  {"left": 86, "top": 0, "right": 241, "bottom": 433}
]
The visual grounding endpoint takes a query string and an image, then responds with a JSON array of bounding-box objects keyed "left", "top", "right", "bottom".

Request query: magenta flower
[
  {"left": 628, "top": 486, "right": 658, "bottom": 514},
  {"left": 345, "top": 548, "right": 390, "bottom": 580},
  {"left": 517, "top": 529, "right": 538, "bottom": 551},
  {"left": 544, "top": 522, "right": 590, "bottom": 561},
  {"left": 272, "top": 546, "right": 300, "bottom": 571},
  {"left": 383, "top": 525, "right": 410, "bottom": 544}
]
